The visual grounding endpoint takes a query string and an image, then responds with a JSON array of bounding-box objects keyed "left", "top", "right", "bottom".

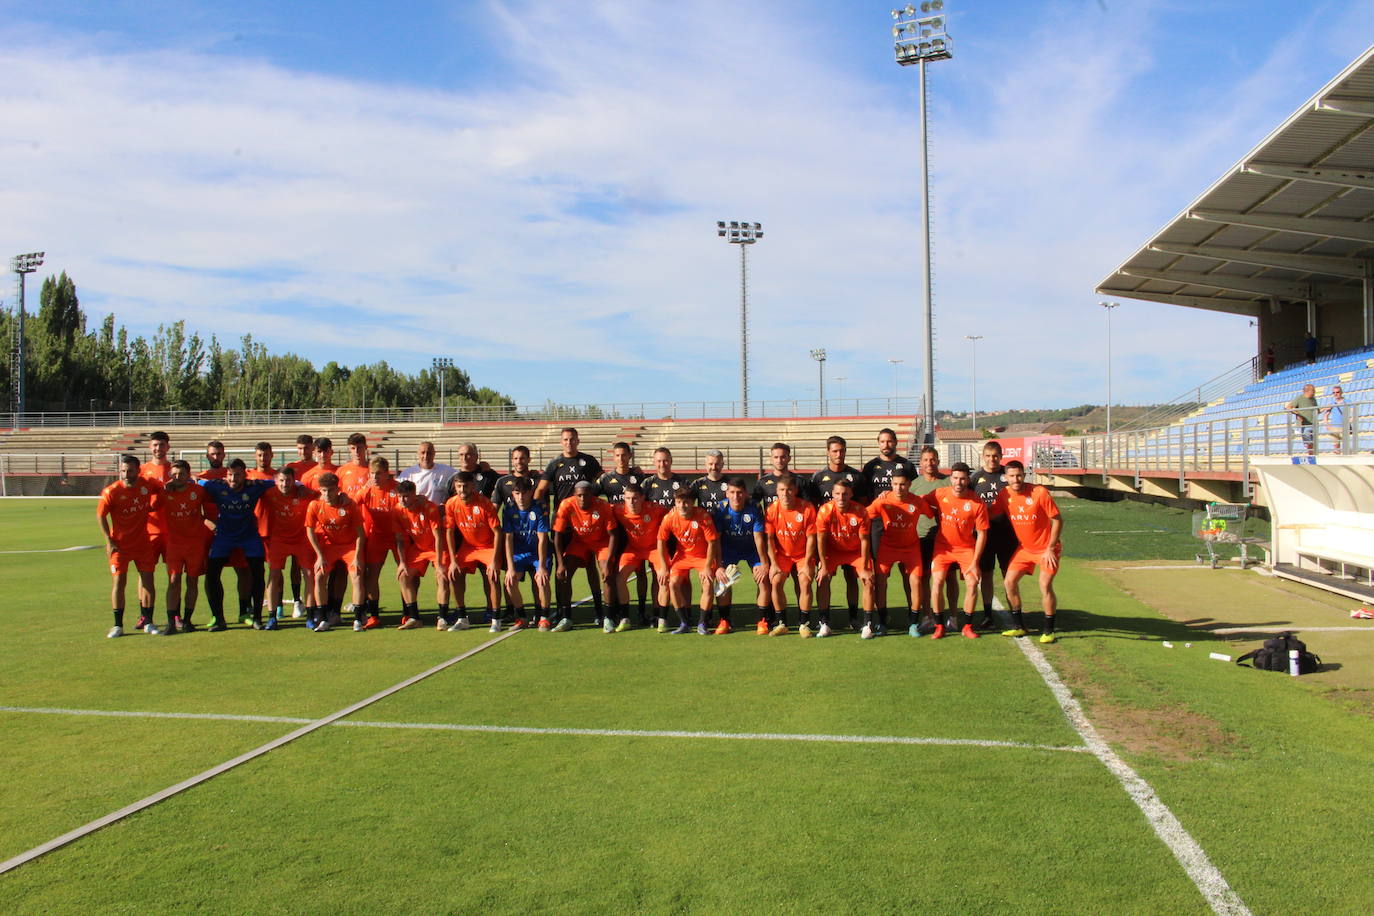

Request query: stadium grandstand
[{"left": 1089, "top": 43, "right": 1374, "bottom": 599}]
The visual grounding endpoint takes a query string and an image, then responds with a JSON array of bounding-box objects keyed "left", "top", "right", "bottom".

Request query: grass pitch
[{"left": 3, "top": 496, "right": 1372, "bottom": 914}]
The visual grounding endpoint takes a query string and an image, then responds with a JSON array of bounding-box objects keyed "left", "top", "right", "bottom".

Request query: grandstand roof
[{"left": 1097, "top": 45, "right": 1374, "bottom": 318}]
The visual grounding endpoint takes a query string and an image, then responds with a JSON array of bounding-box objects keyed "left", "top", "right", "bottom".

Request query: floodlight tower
[
  {"left": 1099, "top": 301, "right": 1120, "bottom": 463},
  {"left": 888, "top": 358, "right": 904, "bottom": 401},
  {"left": 432, "top": 357, "right": 454, "bottom": 424},
  {"left": 811, "top": 348, "right": 827, "bottom": 416},
  {"left": 718, "top": 220, "right": 763, "bottom": 416},
  {"left": 965, "top": 335, "right": 982, "bottom": 430},
  {"left": 9, "top": 251, "right": 44, "bottom": 419},
  {"left": 892, "top": 2, "right": 951, "bottom": 444}
]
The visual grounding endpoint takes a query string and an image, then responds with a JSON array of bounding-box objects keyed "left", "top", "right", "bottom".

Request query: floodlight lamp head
[
  {"left": 810, "top": 348, "right": 827, "bottom": 362},
  {"left": 10, "top": 251, "right": 45, "bottom": 273}
]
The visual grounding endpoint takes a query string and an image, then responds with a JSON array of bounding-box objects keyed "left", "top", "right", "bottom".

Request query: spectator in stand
[
  {"left": 1323, "top": 385, "right": 1350, "bottom": 455},
  {"left": 1288, "top": 383, "right": 1318, "bottom": 455},
  {"left": 1264, "top": 345, "right": 1276, "bottom": 376},
  {"left": 1304, "top": 332, "right": 1318, "bottom": 365}
]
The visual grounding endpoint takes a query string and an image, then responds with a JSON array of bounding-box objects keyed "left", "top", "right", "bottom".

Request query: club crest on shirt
[
  {"left": 794, "top": 512, "right": 803, "bottom": 522},
  {"left": 691, "top": 521, "right": 699, "bottom": 529},
  {"left": 592, "top": 512, "right": 600, "bottom": 520},
  {"left": 849, "top": 517, "right": 859, "bottom": 526},
  {"left": 578, "top": 459, "right": 586, "bottom": 467},
  {"left": 529, "top": 511, "right": 537, "bottom": 521},
  {"left": 743, "top": 514, "right": 752, "bottom": 523}
]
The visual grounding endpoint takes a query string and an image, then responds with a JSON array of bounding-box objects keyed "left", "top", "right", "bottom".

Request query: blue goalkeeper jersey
[
  {"left": 502, "top": 501, "right": 550, "bottom": 557},
  {"left": 713, "top": 502, "right": 765, "bottom": 562}
]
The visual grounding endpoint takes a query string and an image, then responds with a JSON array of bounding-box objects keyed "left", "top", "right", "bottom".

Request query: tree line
[{"left": 1, "top": 273, "right": 512, "bottom": 414}]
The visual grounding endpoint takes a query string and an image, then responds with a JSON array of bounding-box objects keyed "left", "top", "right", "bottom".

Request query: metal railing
[
  {"left": 1031, "top": 400, "right": 1368, "bottom": 481},
  {"left": 0, "top": 397, "right": 922, "bottom": 430}
]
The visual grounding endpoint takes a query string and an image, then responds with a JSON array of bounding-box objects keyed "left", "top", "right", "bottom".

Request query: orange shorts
[
  {"left": 164, "top": 541, "right": 208, "bottom": 577},
  {"left": 822, "top": 547, "right": 867, "bottom": 573},
  {"left": 454, "top": 544, "right": 497, "bottom": 573},
  {"left": 561, "top": 539, "right": 607, "bottom": 566},
  {"left": 931, "top": 548, "right": 977, "bottom": 577},
  {"left": 1008, "top": 543, "right": 1060, "bottom": 575},
  {"left": 109, "top": 540, "right": 157, "bottom": 575},
  {"left": 268, "top": 538, "right": 316, "bottom": 572},
  {"left": 617, "top": 548, "right": 655, "bottom": 571},
  {"left": 772, "top": 553, "right": 810, "bottom": 577},
  {"left": 317, "top": 543, "right": 358, "bottom": 572},
  {"left": 876, "top": 543, "right": 923, "bottom": 576},
  {"left": 364, "top": 534, "right": 396, "bottom": 566},
  {"left": 148, "top": 534, "right": 167, "bottom": 563},
  {"left": 668, "top": 555, "right": 714, "bottom": 580},
  {"left": 403, "top": 547, "right": 438, "bottom": 576}
]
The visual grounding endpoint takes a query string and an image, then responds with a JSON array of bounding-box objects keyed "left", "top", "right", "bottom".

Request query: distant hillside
[{"left": 936, "top": 403, "right": 1182, "bottom": 436}]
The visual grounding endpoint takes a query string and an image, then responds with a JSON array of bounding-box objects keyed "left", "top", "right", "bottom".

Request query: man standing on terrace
[{"left": 1288, "top": 383, "right": 1318, "bottom": 455}]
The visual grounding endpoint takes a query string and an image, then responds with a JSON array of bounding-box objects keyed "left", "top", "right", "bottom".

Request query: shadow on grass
[{"left": 1057, "top": 607, "right": 1241, "bottom": 643}]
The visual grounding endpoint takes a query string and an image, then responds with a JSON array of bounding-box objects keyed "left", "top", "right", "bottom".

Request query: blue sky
[{"left": 2, "top": 0, "right": 1372, "bottom": 412}]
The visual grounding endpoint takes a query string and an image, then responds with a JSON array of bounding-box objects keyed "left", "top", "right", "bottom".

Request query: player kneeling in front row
[
  {"left": 445, "top": 471, "right": 504, "bottom": 632},
  {"left": 764, "top": 474, "right": 817, "bottom": 636},
  {"left": 657, "top": 488, "right": 720, "bottom": 634},
  {"left": 710, "top": 477, "right": 770, "bottom": 636},
  {"left": 924, "top": 462, "right": 988, "bottom": 640},
  {"left": 814, "top": 478, "right": 877, "bottom": 638},
  {"left": 392, "top": 479, "right": 446, "bottom": 630},
  {"left": 866, "top": 467, "right": 934, "bottom": 638},
  {"left": 993, "top": 460, "right": 1064, "bottom": 643},
  {"left": 607, "top": 484, "right": 665, "bottom": 632},
  {"left": 551, "top": 480, "right": 613, "bottom": 632},
  {"left": 500, "top": 477, "right": 552, "bottom": 630},
  {"left": 97, "top": 455, "right": 163, "bottom": 637},
  {"left": 304, "top": 473, "right": 367, "bottom": 632}
]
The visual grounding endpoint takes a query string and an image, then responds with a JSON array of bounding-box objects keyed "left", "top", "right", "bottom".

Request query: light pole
[
  {"left": 9, "top": 251, "right": 44, "bottom": 418},
  {"left": 811, "top": 348, "right": 827, "bottom": 416},
  {"left": 887, "top": 358, "right": 904, "bottom": 403},
  {"left": 1099, "top": 301, "right": 1120, "bottom": 464},
  {"left": 965, "top": 335, "right": 982, "bottom": 431},
  {"left": 834, "top": 376, "right": 847, "bottom": 404},
  {"left": 718, "top": 220, "right": 763, "bottom": 417},
  {"left": 432, "top": 357, "right": 454, "bottom": 425},
  {"left": 893, "top": 2, "right": 951, "bottom": 445}
]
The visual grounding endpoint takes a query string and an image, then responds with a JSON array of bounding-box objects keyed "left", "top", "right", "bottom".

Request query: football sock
[
  {"left": 818, "top": 609, "right": 830, "bottom": 626},
  {"left": 719, "top": 605, "right": 732, "bottom": 625},
  {"left": 806, "top": 608, "right": 818, "bottom": 627},
  {"left": 863, "top": 611, "right": 874, "bottom": 626},
  {"left": 112, "top": 609, "right": 124, "bottom": 628},
  {"left": 1012, "top": 609, "right": 1025, "bottom": 628},
  {"left": 698, "top": 609, "right": 708, "bottom": 626},
  {"left": 1044, "top": 614, "right": 1056, "bottom": 633}
]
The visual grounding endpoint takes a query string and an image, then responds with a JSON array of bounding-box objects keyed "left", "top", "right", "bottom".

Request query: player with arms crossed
[
  {"left": 862, "top": 427, "right": 918, "bottom": 617},
  {"left": 924, "top": 462, "right": 988, "bottom": 640},
  {"left": 494, "top": 445, "right": 540, "bottom": 510},
  {"left": 283, "top": 434, "right": 317, "bottom": 618},
  {"left": 813, "top": 478, "right": 876, "bottom": 638},
  {"left": 764, "top": 474, "right": 817, "bottom": 636},
  {"left": 810, "top": 435, "right": 869, "bottom": 630},
  {"left": 993, "top": 460, "right": 1064, "bottom": 643},
  {"left": 866, "top": 466, "right": 935, "bottom": 638},
  {"left": 97, "top": 455, "right": 164, "bottom": 637},
  {"left": 391, "top": 478, "right": 446, "bottom": 630},
  {"left": 657, "top": 488, "right": 720, "bottom": 635},
  {"left": 356, "top": 456, "right": 401, "bottom": 630},
  {"left": 500, "top": 477, "right": 552, "bottom": 629},
  {"left": 304, "top": 472, "right": 366, "bottom": 632},
  {"left": 969, "top": 440, "right": 1018, "bottom": 631},
  {"left": 711, "top": 477, "right": 770, "bottom": 636}
]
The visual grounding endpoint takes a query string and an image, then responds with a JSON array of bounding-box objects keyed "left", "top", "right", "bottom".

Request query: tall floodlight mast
[
  {"left": 892, "top": 2, "right": 952, "bottom": 443},
  {"left": 9, "top": 251, "right": 44, "bottom": 419},
  {"left": 718, "top": 221, "right": 763, "bottom": 417}
]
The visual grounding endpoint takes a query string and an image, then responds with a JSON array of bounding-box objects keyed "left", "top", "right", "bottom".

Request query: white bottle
[{"left": 1289, "top": 648, "right": 1301, "bottom": 677}]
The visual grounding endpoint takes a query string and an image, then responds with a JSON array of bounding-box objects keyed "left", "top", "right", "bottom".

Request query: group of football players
[{"left": 96, "top": 426, "right": 1063, "bottom": 643}]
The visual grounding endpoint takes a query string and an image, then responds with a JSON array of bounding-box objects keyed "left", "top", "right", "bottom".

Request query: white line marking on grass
[
  {"left": 333, "top": 720, "right": 1092, "bottom": 752},
  {"left": 0, "top": 545, "right": 98, "bottom": 554},
  {"left": 1210, "top": 625, "right": 1374, "bottom": 634},
  {"left": 1097, "top": 565, "right": 1237, "bottom": 571},
  {"left": 1086, "top": 529, "right": 1165, "bottom": 534},
  {"left": 0, "top": 706, "right": 313, "bottom": 724},
  {"left": 1015, "top": 639, "right": 1251, "bottom": 916},
  {"left": 0, "top": 706, "right": 1090, "bottom": 754},
  {"left": 0, "top": 627, "right": 522, "bottom": 877}
]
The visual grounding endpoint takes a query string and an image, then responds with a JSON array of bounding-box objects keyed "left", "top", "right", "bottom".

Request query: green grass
[{"left": 3, "top": 497, "right": 1372, "bottom": 914}]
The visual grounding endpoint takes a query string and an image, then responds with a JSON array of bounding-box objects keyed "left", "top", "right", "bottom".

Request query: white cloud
[{"left": 0, "top": 1, "right": 1369, "bottom": 415}]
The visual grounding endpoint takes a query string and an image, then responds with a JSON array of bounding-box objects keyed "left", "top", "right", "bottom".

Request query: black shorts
[
  {"left": 979, "top": 516, "right": 1018, "bottom": 574},
  {"left": 919, "top": 530, "right": 938, "bottom": 576}
]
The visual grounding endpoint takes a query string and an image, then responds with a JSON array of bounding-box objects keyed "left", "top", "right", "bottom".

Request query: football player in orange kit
[
  {"left": 657, "top": 488, "right": 719, "bottom": 635},
  {"left": 923, "top": 462, "right": 988, "bottom": 640},
  {"left": 992, "top": 460, "right": 1064, "bottom": 644}
]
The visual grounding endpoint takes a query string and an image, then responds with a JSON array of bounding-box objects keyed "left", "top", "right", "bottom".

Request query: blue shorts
[
  {"left": 511, "top": 553, "right": 550, "bottom": 575},
  {"left": 722, "top": 549, "right": 762, "bottom": 568},
  {"left": 209, "top": 537, "right": 264, "bottom": 559}
]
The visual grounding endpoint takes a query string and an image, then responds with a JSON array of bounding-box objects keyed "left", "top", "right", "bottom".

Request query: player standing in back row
[
  {"left": 537, "top": 428, "right": 605, "bottom": 623},
  {"left": 969, "top": 441, "right": 1018, "bottom": 631}
]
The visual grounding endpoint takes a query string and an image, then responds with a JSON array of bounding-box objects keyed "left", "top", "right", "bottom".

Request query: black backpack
[{"left": 1236, "top": 631, "right": 1322, "bottom": 674}]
